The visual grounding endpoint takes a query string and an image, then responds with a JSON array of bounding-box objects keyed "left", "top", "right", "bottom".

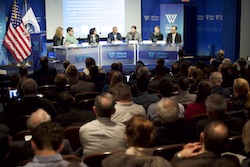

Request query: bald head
[
  {"left": 27, "top": 109, "right": 51, "bottom": 131},
  {"left": 21, "top": 78, "right": 38, "bottom": 95},
  {"left": 217, "top": 50, "right": 225, "bottom": 59},
  {"left": 209, "top": 72, "right": 223, "bottom": 86},
  {"left": 157, "top": 98, "right": 179, "bottom": 123},
  {"left": 94, "top": 93, "right": 115, "bottom": 118}
]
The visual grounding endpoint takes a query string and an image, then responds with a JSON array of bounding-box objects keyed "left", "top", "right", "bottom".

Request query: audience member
[
  {"left": 83, "top": 57, "right": 106, "bottom": 76},
  {"left": 184, "top": 80, "right": 212, "bottom": 120},
  {"left": 189, "top": 68, "right": 205, "bottom": 94},
  {"left": 70, "top": 72, "right": 95, "bottom": 95},
  {"left": 17, "top": 66, "right": 28, "bottom": 97},
  {"left": 102, "top": 115, "right": 172, "bottom": 167},
  {"left": 171, "top": 77, "right": 196, "bottom": 105},
  {"left": 23, "top": 122, "right": 85, "bottom": 167},
  {"left": 4, "top": 109, "right": 73, "bottom": 167},
  {"left": 32, "top": 57, "right": 57, "bottom": 86},
  {"left": 62, "top": 60, "right": 70, "bottom": 72},
  {"left": 112, "top": 83, "right": 146, "bottom": 124},
  {"left": 152, "top": 98, "right": 193, "bottom": 146},
  {"left": 237, "top": 58, "right": 247, "bottom": 78},
  {"left": 102, "top": 71, "right": 124, "bottom": 94},
  {"left": 65, "top": 64, "right": 78, "bottom": 86},
  {"left": 242, "top": 120, "right": 250, "bottom": 167},
  {"left": 79, "top": 93, "right": 126, "bottom": 156},
  {"left": 171, "top": 121, "right": 229, "bottom": 167},
  {"left": 196, "top": 94, "right": 244, "bottom": 137},
  {"left": 147, "top": 78, "right": 185, "bottom": 121},
  {"left": 212, "top": 155, "right": 240, "bottom": 167},
  {"left": 209, "top": 72, "right": 231, "bottom": 98},
  {"left": 55, "top": 92, "right": 95, "bottom": 128},
  {"left": 132, "top": 77, "right": 159, "bottom": 110}
]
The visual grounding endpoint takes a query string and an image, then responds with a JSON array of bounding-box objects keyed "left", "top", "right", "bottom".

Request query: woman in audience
[
  {"left": 227, "top": 78, "right": 249, "bottom": 111},
  {"left": 102, "top": 71, "right": 124, "bottom": 94},
  {"left": 83, "top": 57, "right": 106, "bottom": 76},
  {"left": 102, "top": 115, "right": 172, "bottom": 167},
  {"left": 189, "top": 68, "right": 206, "bottom": 94},
  {"left": 53, "top": 27, "right": 64, "bottom": 46},
  {"left": 184, "top": 80, "right": 212, "bottom": 120},
  {"left": 65, "top": 64, "right": 78, "bottom": 86},
  {"left": 151, "top": 64, "right": 168, "bottom": 81}
]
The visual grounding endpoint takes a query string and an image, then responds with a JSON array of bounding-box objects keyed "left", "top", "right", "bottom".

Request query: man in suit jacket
[
  {"left": 107, "top": 27, "right": 122, "bottom": 42},
  {"left": 125, "top": 25, "right": 142, "bottom": 42},
  {"left": 166, "top": 26, "right": 182, "bottom": 44}
]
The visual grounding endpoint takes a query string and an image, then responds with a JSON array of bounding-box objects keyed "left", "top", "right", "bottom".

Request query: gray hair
[
  {"left": 137, "top": 66, "right": 150, "bottom": 78},
  {"left": 27, "top": 108, "right": 51, "bottom": 130},
  {"left": 95, "top": 93, "right": 115, "bottom": 118},
  {"left": 113, "top": 82, "right": 132, "bottom": 101},
  {"left": 209, "top": 72, "right": 223, "bottom": 85},
  {"left": 222, "top": 58, "right": 232, "bottom": 65},
  {"left": 21, "top": 78, "right": 38, "bottom": 95},
  {"left": 205, "top": 94, "right": 226, "bottom": 117},
  {"left": 157, "top": 98, "right": 179, "bottom": 123}
]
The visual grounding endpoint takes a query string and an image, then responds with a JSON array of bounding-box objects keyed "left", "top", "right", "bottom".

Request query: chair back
[
  {"left": 188, "top": 113, "right": 208, "bottom": 127},
  {"left": 64, "top": 126, "right": 82, "bottom": 153},
  {"left": 226, "top": 135, "right": 244, "bottom": 155},
  {"left": 37, "top": 84, "right": 57, "bottom": 94},
  {"left": 75, "top": 92, "right": 100, "bottom": 104},
  {"left": 14, "top": 130, "right": 31, "bottom": 141},
  {"left": 153, "top": 143, "right": 185, "bottom": 161},
  {"left": 10, "top": 115, "right": 30, "bottom": 136},
  {"left": 77, "top": 98, "right": 95, "bottom": 111}
]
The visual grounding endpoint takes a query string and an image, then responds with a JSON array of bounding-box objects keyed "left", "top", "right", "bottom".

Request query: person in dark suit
[
  {"left": 53, "top": 27, "right": 64, "bottom": 46},
  {"left": 125, "top": 25, "right": 142, "bottom": 42},
  {"left": 107, "top": 27, "right": 122, "bottom": 42},
  {"left": 87, "top": 27, "right": 99, "bottom": 44},
  {"left": 70, "top": 72, "right": 95, "bottom": 95},
  {"left": 150, "top": 25, "right": 163, "bottom": 42},
  {"left": 166, "top": 26, "right": 182, "bottom": 44}
]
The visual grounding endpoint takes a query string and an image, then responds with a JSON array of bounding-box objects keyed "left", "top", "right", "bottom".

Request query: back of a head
[
  {"left": 233, "top": 78, "right": 249, "bottom": 98},
  {"left": 19, "top": 66, "right": 28, "bottom": 77},
  {"left": 178, "top": 77, "right": 189, "bottom": 91},
  {"left": 137, "top": 66, "right": 150, "bottom": 79},
  {"left": 113, "top": 82, "right": 132, "bottom": 101},
  {"left": 40, "top": 57, "right": 48, "bottom": 68},
  {"left": 209, "top": 72, "right": 223, "bottom": 85},
  {"left": 62, "top": 60, "right": 70, "bottom": 70},
  {"left": 54, "top": 73, "right": 67, "bottom": 87},
  {"left": 196, "top": 61, "right": 205, "bottom": 71},
  {"left": 32, "top": 122, "right": 64, "bottom": 152},
  {"left": 156, "top": 58, "right": 165, "bottom": 66},
  {"left": 9, "top": 74, "right": 21, "bottom": 88},
  {"left": 126, "top": 115, "right": 154, "bottom": 147},
  {"left": 94, "top": 93, "right": 115, "bottom": 118},
  {"left": 242, "top": 120, "right": 250, "bottom": 153},
  {"left": 196, "top": 80, "right": 212, "bottom": 102},
  {"left": 158, "top": 79, "right": 173, "bottom": 97},
  {"left": 85, "top": 57, "right": 96, "bottom": 69},
  {"left": 66, "top": 64, "right": 78, "bottom": 77},
  {"left": 78, "top": 72, "right": 86, "bottom": 81},
  {"left": 203, "top": 121, "right": 229, "bottom": 155},
  {"left": 222, "top": 58, "right": 232, "bottom": 66},
  {"left": 136, "top": 77, "right": 149, "bottom": 92},
  {"left": 192, "top": 68, "right": 205, "bottom": 81},
  {"left": 27, "top": 108, "right": 51, "bottom": 131},
  {"left": 89, "top": 65, "right": 99, "bottom": 76},
  {"left": 217, "top": 50, "right": 225, "bottom": 59},
  {"left": 57, "top": 91, "right": 75, "bottom": 113},
  {"left": 117, "top": 62, "right": 123, "bottom": 72},
  {"left": 21, "top": 78, "right": 38, "bottom": 95},
  {"left": 212, "top": 155, "right": 240, "bottom": 167},
  {"left": 237, "top": 58, "right": 247, "bottom": 67},
  {"left": 111, "top": 63, "right": 119, "bottom": 71},
  {"left": 110, "top": 71, "right": 124, "bottom": 89},
  {"left": 157, "top": 98, "right": 179, "bottom": 124},
  {"left": 205, "top": 94, "right": 227, "bottom": 118}
]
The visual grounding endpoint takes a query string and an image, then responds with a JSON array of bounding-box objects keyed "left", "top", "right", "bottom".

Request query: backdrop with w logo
[{"left": 160, "top": 4, "right": 184, "bottom": 41}]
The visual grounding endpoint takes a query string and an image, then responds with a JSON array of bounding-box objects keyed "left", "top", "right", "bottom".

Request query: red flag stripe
[
  {"left": 3, "top": 40, "right": 20, "bottom": 62},
  {"left": 13, "top": 26, "right": 31, "bottom": 55},
  {"left": 18, "top": 25, "right": 31, "bottom": 50}
]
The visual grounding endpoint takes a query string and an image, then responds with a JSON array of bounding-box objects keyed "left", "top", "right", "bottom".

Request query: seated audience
[
  {"left": 5, "top": 79, "right": 57, "bottom": 135},
  {"left": 171, "top": 77, "right": 196, "bottom": 105},
  {"left": 112, "top": 83, "right": 146, "bottom": 124},
  {"left": 152, "top": 98, "right": 193, "bottom": 146},
  {"left": 147, "top": 79, "right": 185, "bottom": 121},
  {"left": 70, "top": 72, "right": 95, "bottom": 95},
  {"left": 79, "top": 93, "right": 126, "bottom": 156},
  {"left": 171, "top": 121, "right": 229, "bottom": 167},
  {"left": 65, "top": 64, "right": 78, "bottom": 86},
  {"left": 227, "top": 78, "right": 249, "bottom": 111},
  {"left": 102, "top": 115, "right": 172, "bottom": 167},
  {"left": 55, "top": 92, "right": 95, "bottom": 128},
  {"left": 237, "top": 58, "right": 247, "bottom": 78},
  {"left": 184, "top": 80, "right": 212, "bottom": 121},
  {"left": 102, "top": 71, "right": 124, "bottom": 94},
  {"left": 189, "top": 68, "right": 206, "bottom": 94},
  {"left": 132, "top": 78, "right": 159, "bottom": 110},
  {"left": 212, "top": 154, "right": 240, "bottom": 167},
  {"left": 242, "top": 120, "right": 250, "bottom": 167},
  {"left": 23, "top": 122, "right": 86, "bottom": 167},
  {"left": 83, "top": 57, "right": 106, "bottom": 76},
  {"left": 17, "top": 66, "right": 28, "bottom": 97},
  {"left": 209, "top": 72, "right": 231, "bottom": 98},
  {"left": 32, "top": 57, "right": 57, "bottom": 86},
  {"left": 4, "top": 109, "right": 73, "bottom": 167},
  {"left": 196, "top": 94, "right": 244, "bottom": 137}
]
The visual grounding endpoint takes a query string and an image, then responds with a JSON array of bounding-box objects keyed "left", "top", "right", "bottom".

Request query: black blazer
[
  {"left": 87, "top": 34, "right": 100, "bottom": 44},
  {"left": 53, "top": 36, "right": 64, "bottom": 46},
  {"left": 107, "top": 32, "right": 122, "bottom": 41},
  {"left": 150, "top": 33, "right": 163, "bottom": 42},
  {"left": 166, "top": 33, "right": 182, "bottom": 44}
]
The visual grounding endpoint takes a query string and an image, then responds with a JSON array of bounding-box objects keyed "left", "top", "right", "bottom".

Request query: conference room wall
[{"left": 0, "top": 0, "right": 240, "bottom": 66}]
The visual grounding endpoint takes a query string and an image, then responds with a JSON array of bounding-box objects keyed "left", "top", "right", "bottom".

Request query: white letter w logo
[{"left": 165, "top": 14, "right": 177, "bottom": 24}]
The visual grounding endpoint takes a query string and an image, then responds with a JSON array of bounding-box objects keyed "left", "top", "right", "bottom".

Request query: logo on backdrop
[
  {"left": 165, "top": 14, "right": 177, "bottom": 24},
  {"left": 144, "top": 15, "right": 150, "bottom": 21}
]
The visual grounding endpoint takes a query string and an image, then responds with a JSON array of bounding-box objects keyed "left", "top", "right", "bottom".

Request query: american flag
[{"left": 4, "top": 1, "right": 31, "bottom": 63}]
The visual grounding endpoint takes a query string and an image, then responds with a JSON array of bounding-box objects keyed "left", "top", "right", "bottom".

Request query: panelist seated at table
[
  {"left": 150, "top": 25, "right": 163, "bottom": 42},
  {"left": 87, "top": 27, "right": 100, "bottom": 44},
  {"left": 65, "top": 27, "right": 78, "bottom": 45},
  {"left": 107, "top": 27, "right": 122, "bottom": 42},
  {"left": 53, "top": 27, "right": 64, "bottom": 46},
  {"left": 166, "top": 25, "right": 182, "bottom": 44},
  {"left": 125, "top": 25, "right": 142, "bottom": 43}
]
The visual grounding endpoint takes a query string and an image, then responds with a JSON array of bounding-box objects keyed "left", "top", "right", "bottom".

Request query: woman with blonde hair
[
  {"left": 53, "top": 27, "right": 64, "bottom": 46},
  {"left": 102, "top": 71, "right": 124, "bottom": 93}
]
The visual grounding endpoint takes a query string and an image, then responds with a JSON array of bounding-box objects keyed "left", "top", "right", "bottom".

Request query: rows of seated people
[{"left": 0, "top": 49, "right": 250, "bottom": 166}]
